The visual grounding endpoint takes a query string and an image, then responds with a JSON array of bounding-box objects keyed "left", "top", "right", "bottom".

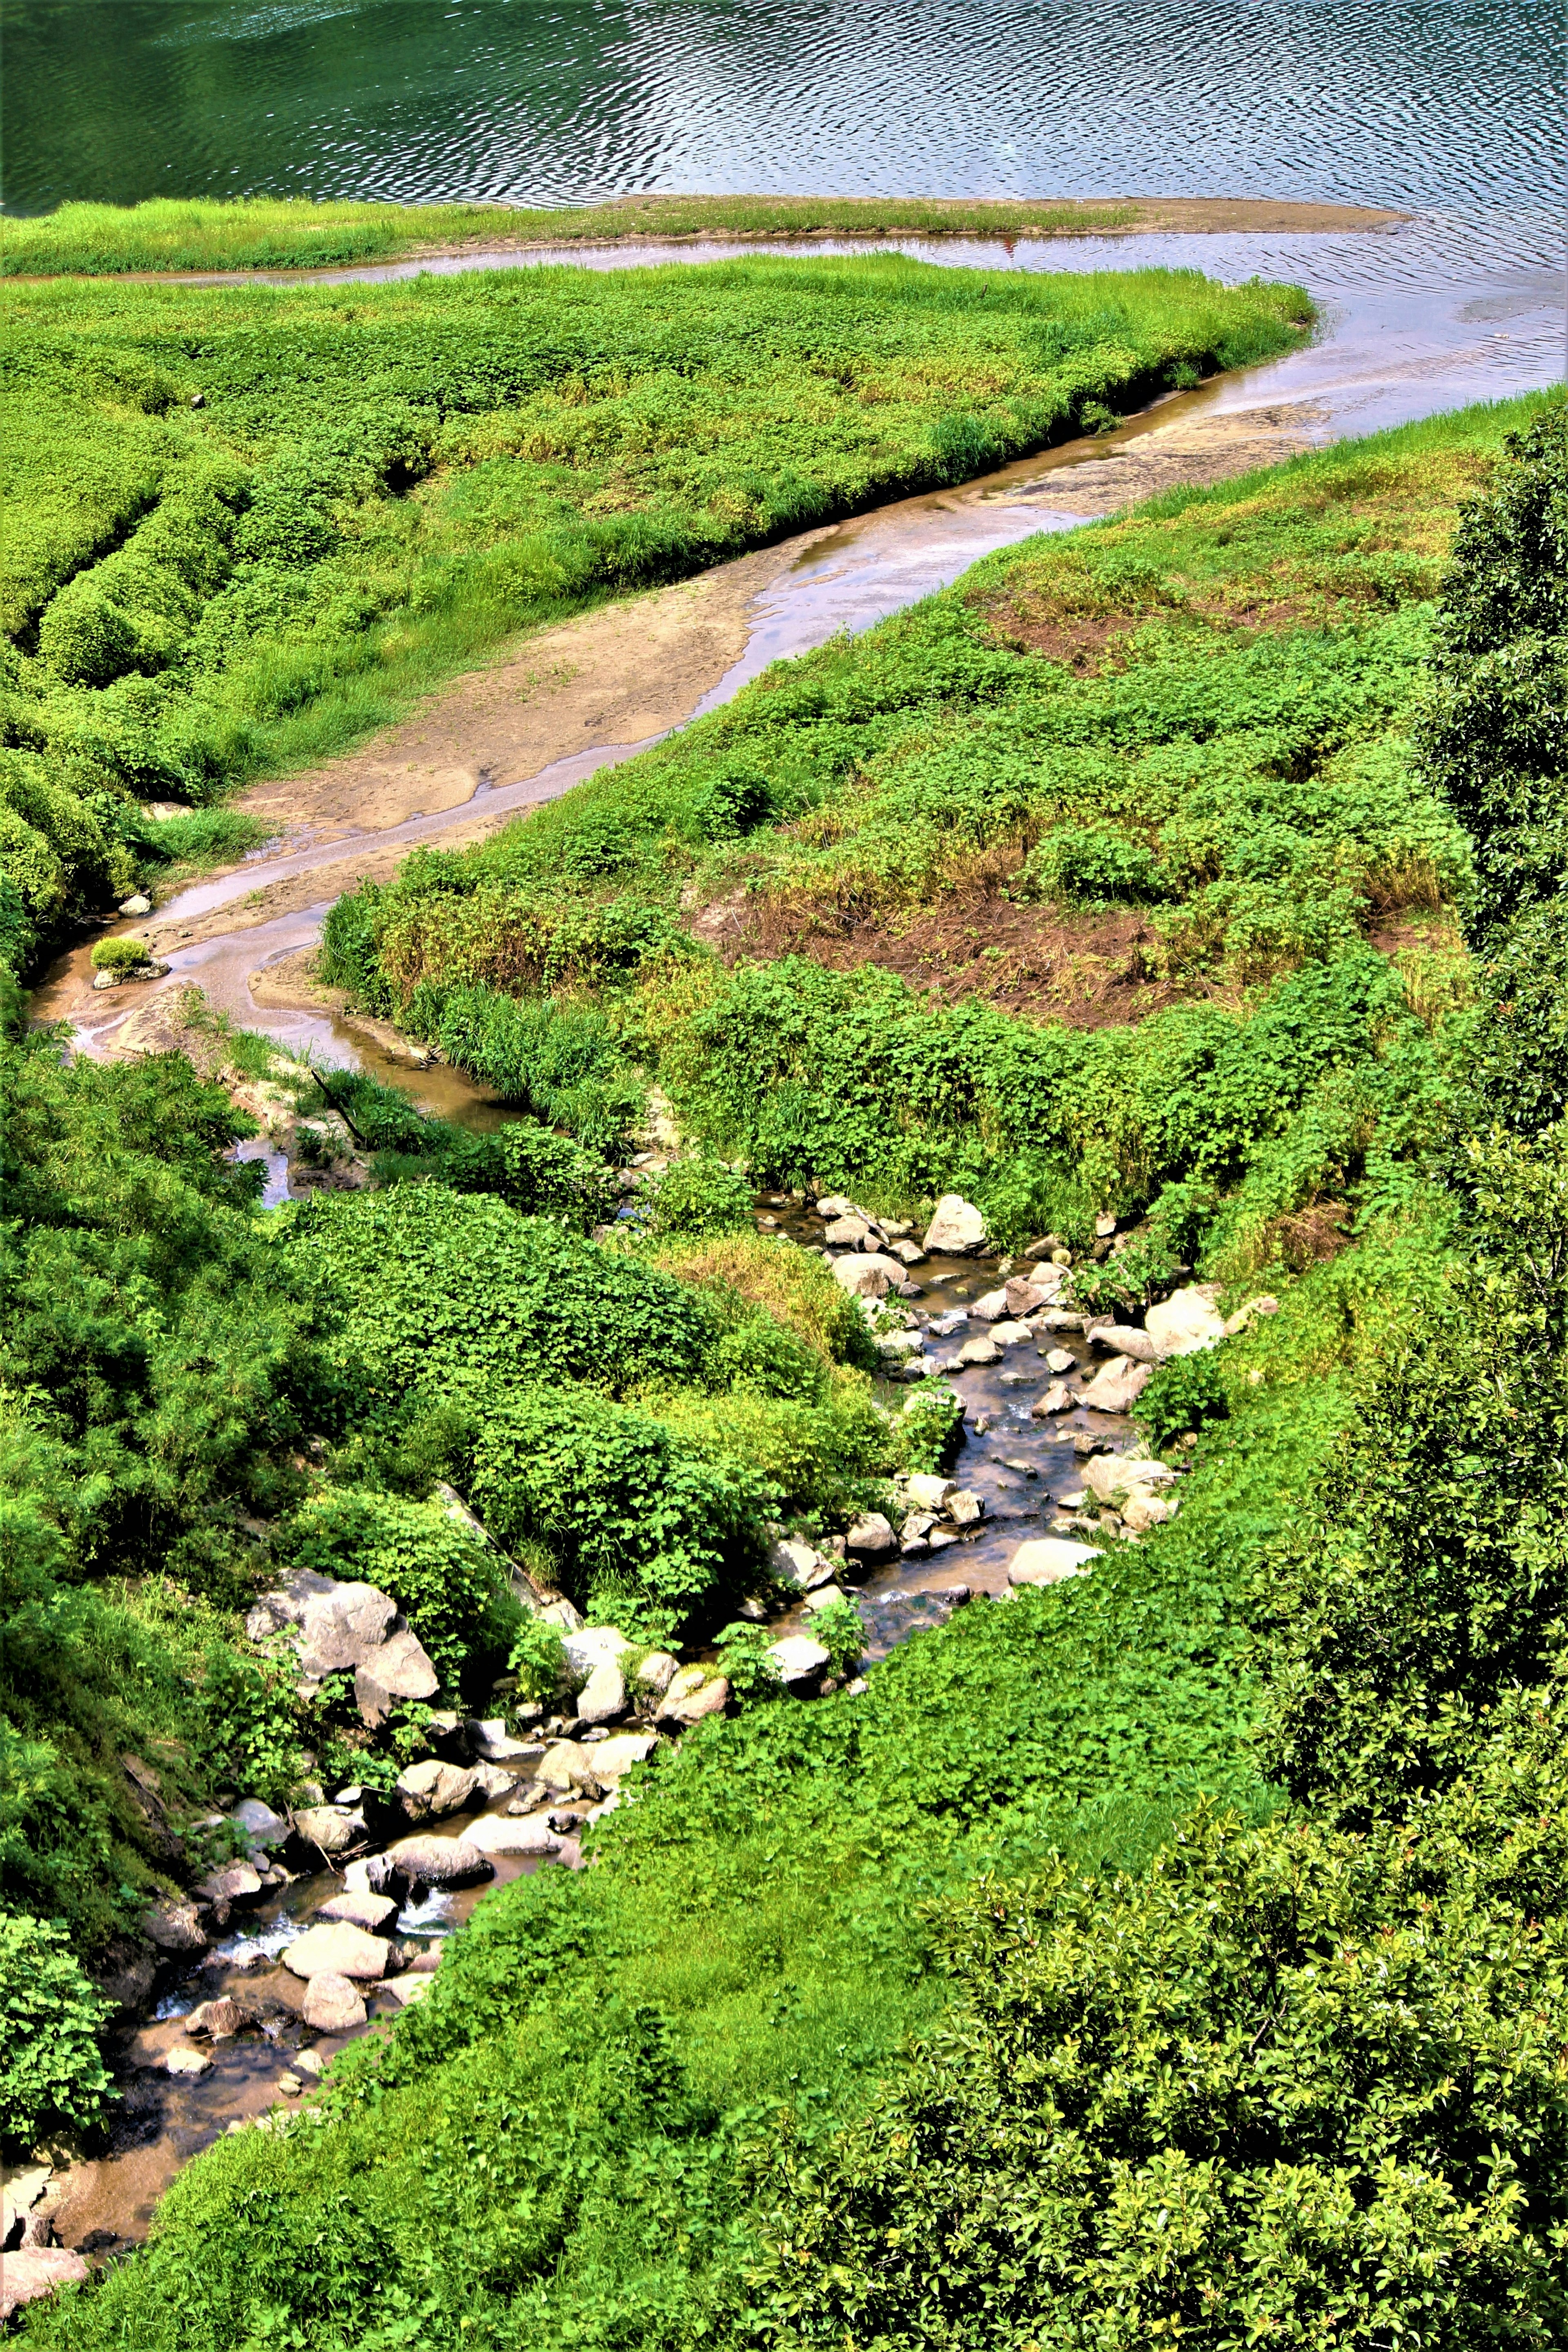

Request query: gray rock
[
  {"left": 1088, "top": 1323, "right": 1165, "bottom": 1365},
  {"left": 656, "top": 1666, "right": 730, "bottom": 1726},
  {"left": 466, "top": 1716, "right": 542, "bottom": 1762},
  {"left": 395, "top": 1759, "right": 479, "bottom": 1822},
  {"left": 385, "top": 1834, "right": 494, "bottom": 1887},
  {"left": 293, "top": 1805, "right": 362, "bottom": 1856},
  {"left": 1005, "top": 1272, "right": 1062, "bottom": 1314},
  {"left": 145, "top": 1899, "right": 207, "bottom": 1953},
  {"left": 823, "top": 1214, "right": 872, "bottom": 1246},
  {"left": 989, "top": 1319, "right": 1035, "bottom": 1347},
  {"left": 230, "top": 1797, "right": 289, "bottom": 1846},
  {"left": 927, "top": 1308, "right": 969, "bottom": 1338},
  {"left": 1031, "top": 1380, "right": 1076, "bottom": 1419},
  {"left": 382, "top": 1973, "right": 433, "bottom": 2007},
  {"left": 922, "top": 1194, "right": 987, "bottom": 1255},
  {"left": 165, "top": 2044, "right": 211, "bottom": 2077},
  {"left": 888, "top": 1238, "right": 927, "bottom": 1265},
  {"left": 354, "top": 1626, "right": 439, "bottom": 1726},
  {"left": 303, "top": 1971, "right": 367, "bottom": 2032},
  {"left": 845, "top": 1510, "right": 896, "bottom": 1558},
  {"left": 947, "top": 1489, "right": 984, "bottom": 1527},
  {"left": 198, "top": 1859, "right": 263, "bottom": 1906},
  {"left": 815, "top": 1194, "right": 856, "bottom": 1219},
  {"left": 464, "top": 1811, "right": 562, "bottom": 1856},
  {"left": 830, "top": 1251, "right": 909, "bottom": 1300},
  {"left": 971, "top": 1288, "right": 1011, "bottom": 1321},
  {"left": 1078, "top": 1355, "right": 1153, "bottom": 1414},
  {"left": 589, "top": 1731, "right": 657, "bottom": 1781},
  {"left": 283, "top": 1921, "right": 389, "bottom": 1982},
  {"left": 802, "top": 1583, "right": 849, "bottom": 1612}
]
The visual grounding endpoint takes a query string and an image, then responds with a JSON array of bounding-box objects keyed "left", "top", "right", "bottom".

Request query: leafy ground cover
[
  {"left": 327, "top": 398, "right": 1534, "bottom": 1272},
  {"left": 8, "top": 391, "right": 1566, "bottom": 2346},
  {"left": 0, "top": 254, "right": 1305, "bottom": 973},
  {"left": 0, "top": 195, "right": 1147, "bottom": 278}
]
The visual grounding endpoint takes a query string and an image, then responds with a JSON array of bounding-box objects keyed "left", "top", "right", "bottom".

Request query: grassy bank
[
  {"left": 325, "top": 398, "right": 1539, "bottom": 1266},
  {"left": 10, "top": 386, "right": 1567, "bottom": 2343},
  {"left": 0, "top": 195, "right": 1154, "bottom": 278},
  {"left": 0, "top": 253, "right": 1306, "bottom": 971}
]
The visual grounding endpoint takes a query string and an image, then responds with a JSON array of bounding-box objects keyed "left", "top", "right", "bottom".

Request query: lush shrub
[
  {"left": 1135, "top": 1345, "right": 1230, "bottom": 1448},
  {"left": 0, "top": 1913, "right": 115, "bottom": 2149},
  {"left": 90, "top": 935, "right": 152, "bottom": 972},
  {"left": 277, "top": 1486, "right": 519, "bottom": 1693},
  {"left": 642, "top": 1156, "right": 756, "bottom": 1240}
]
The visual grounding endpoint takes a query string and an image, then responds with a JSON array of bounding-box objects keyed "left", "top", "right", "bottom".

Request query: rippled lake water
[{"left": 2, "top": 0, "right": 1559, "bottom": 223}]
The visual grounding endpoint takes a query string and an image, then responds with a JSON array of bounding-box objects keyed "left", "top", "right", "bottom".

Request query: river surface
[{"left": 3, "top": 0, "right": 1559, "bottom": 228}]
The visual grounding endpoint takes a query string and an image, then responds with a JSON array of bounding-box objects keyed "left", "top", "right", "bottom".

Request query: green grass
[
  {"left": 0, "top": 194, "right": 1152, "bottom": 279},
  {"left": 0, "top": 253, "right": 1307, "bottom": 964},
  {"left": 327, "top": 398, "right": 1550, "bottom": 1264}
]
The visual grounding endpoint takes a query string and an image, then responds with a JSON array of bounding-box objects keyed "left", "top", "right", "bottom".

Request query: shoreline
[{"left": 2, "top": 193, "right": 1407, "bottom": 281}]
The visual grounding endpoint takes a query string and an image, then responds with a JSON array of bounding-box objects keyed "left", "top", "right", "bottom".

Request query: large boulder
[
  {"left": 303, "top": 1971, "right": 366, "bottom": 2032},
  {"left": 922, "top": 1195, "right": 987, "bottom": 1255},
  {"left": 318, "top": 1890, "right": 397, "bottom": 1931},
  {"left": 0, "top": 2249, "right": 90, "bottom": 2321},
  {"left": 768, "top": 1537, "right": 839, "bottom": 1591},
  {"left": 246, "top": 1571, "right": 396, "bottom": 1678},
  {"left": 385, "top": 1834, "right": 493, "bottom": 1887},
  {"left": 904, "top": 1474, "right": 957, "bottom": 1510},
  {"left": 395, "top": 1759, "right": 479, "bottom": 1822},
  {"left": 1082, "top": 1454, "right": 1176, "bottom": 1504},
  {"left": 1007, "top": 1538, "right": 1101, "bottom": 1588},
  {"left": 845, "top": 1511, "right": 896, "bottom": 1559},
  {"left": 768, "top": 1634, "right": 831, "bottom": 1688},
  {"left": 535, "top": 1740, "right": 604, "bottom": 1794},
  {"left": 830, "top": 1251, "right": 909, "bottom": 1301},
  {"left": 145, "top": 1899, "right": 207, "bottom": 1954},
  {"left": 283, "top": 1921, "right": 389, "bottom": 1982},
  {"left": 1078, "top": 1355, "right": 1152, "bottom": 1413},
  {"left": 293, "top": 1805, "right": 363, "bottom": 1855},
  {"left": 1088, "top": 1322, "right": 1165, "bottom": 1365},
  {"left": 1144, "top": 1283, "right": 1226, "bottom": 1357},
  {"left": 354, "top": 1627, "right": 439, "bottom": 1726},
  {"left": 230, "top": 1797, "right": 289, "bottom": 1846},
  {"left": 590, "top": 1732, "right": 657, "bottom": 1782},
  {"left": 656, "top": 1666, "right": 729, "bottom": 1727},
  {"left": 464, "top": 1811, "right": 562, "bottom": 1856},
  {"left": 634, "top": 1650, "right": 679, "bottom": 1697}
]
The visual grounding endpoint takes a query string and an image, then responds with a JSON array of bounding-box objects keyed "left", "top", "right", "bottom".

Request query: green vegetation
[
  {"left": 0, "top": 254, "right": 1306, "bottom": 970},
  {"left": 325, "top": 399, "right": 1517, "bottom": 1263},
  {"left": 0, "top": 194, "right": 1152, "bottom": 280},
  {"left": 8, "top": 379, "right": 1568, "bottom": 2346}
]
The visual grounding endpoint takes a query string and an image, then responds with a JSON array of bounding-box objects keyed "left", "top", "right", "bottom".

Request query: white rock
[
  {"left": 0, "top": 2249, "right": 91, "bottom": 2320},
  {"left": 845, "top": 1510, "right": 896, "bottom": 1557},
  {"left": 1124, "top": 1492, "right": 1178, "bottom": 1532},
  {"left": 464, "top": 1811, "right": 562, "bottom": 1856},
  {"left": 922, "top": 1195, "right": 987, "bottom": 1255},
  {"left": 904, "top": 1474, "right": 957, "bottom": 1510},
  {"left": 889, "top": 1238, "right": 927, "bottom": 1265},
  {"left": 1031, "top": 1381, "right": 1076, "bottom": 1418},
  {"left": 318, "top": 1891, "right": 397, "bottom": 1931},
  {"left": 590, "top": 1731, "right": 657, "bottom": 1780},
  {"left": 927, "top": 1309, "right": 969, "bottom": 1338},
  {"left": 1087, "top": 1323, "right": 1164, "bottom": 1365},
  {"left": 815, "top": 1194, "right": 855, "bottom": 1219},
  {"left": 768, "top": 1634, "right": 830, "bottom": 1686},
  {"left": 385, "top": 1833, "right": 492, "bottom": 1885},
  {"left": 1045, "top": 1348, "right": 1075, "bottom": 1373},
  {"left": 989, "top": 1320, "right": 1034, "bottom": 1347},
  {"left": 467, "top": 1717, "right": 541, "bottom": 1762},
  {"left": 165, "top": 2044, "right": 212, "bottom": 2077},
  {"left": 1007, "top": 1538, "right": 1100, "bottom": 1588},
  {"left": 304, "top": 1971, "right": 368, "bottom": 2031},
  {"left": 947, "top": 1489, "right": 984, "bottom": 1526},
  {"left": 354, "top": 1626, "right": 439, "bottom": 1727},
  {"left": 283, "top": 1921, "right": 389, "bottom": 1982},
  {"left": 635, "top": 1650, "right": 679, "bottom": 1696},
  {"left": 1145, "top": 1283, "right": 1226, "bottom": 1357},
  {"left": 802, "top": 1584, "right": 849, "bottom": 1612},
  {"left": 576, "top": 1660, "right": 628, "bottom": 1725},
  {"left": 972, "top": 1288, "right": 1011, "bottom": 1321},
  {"left": 563, "top": 1626, "right": 635, "bottom": 1675},
  {"left": 1079, "top": 1356, "right": 1153, "bottom": 1413},
  {"left": 1005, "top": 1271, "right": 1062, "bottom": 1314}
]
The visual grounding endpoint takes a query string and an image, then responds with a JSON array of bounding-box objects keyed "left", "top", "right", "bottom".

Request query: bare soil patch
[{"left": 718, "top": 891, "right": 1191, "bottom": 1029}]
